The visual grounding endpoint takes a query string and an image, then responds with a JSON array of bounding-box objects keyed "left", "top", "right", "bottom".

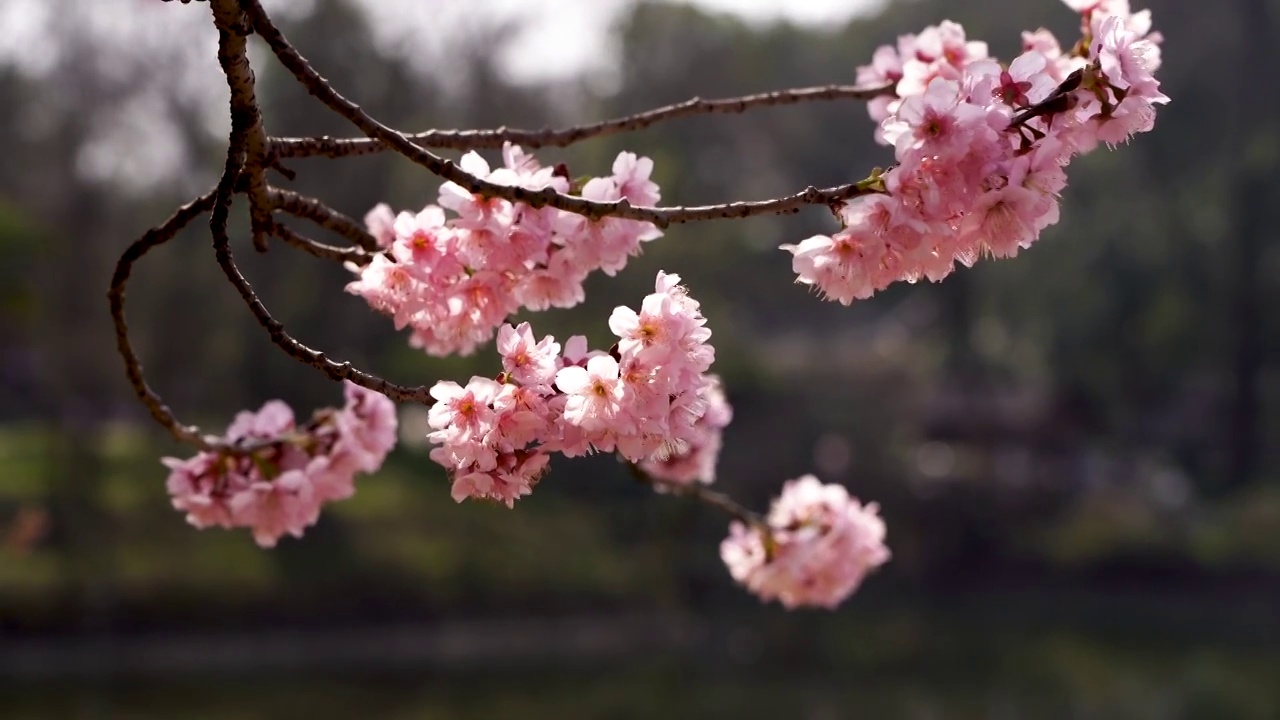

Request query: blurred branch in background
[{"left": 272, "top": 82, "right": 893, "bottom": 157}]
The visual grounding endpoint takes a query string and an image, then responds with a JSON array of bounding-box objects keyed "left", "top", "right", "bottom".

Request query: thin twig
[
  {"left": 624, "top": 461, "right": 765, "bottom": 528},
  {"left": 108, "top": 190, "right": 220, "bottom": 450},
  {"left": 211, "top": 172, "right": 434, "bottom": 406},
  {"left": 244, "top": 0, "right": 878, "bottom": 229},
  {"left": 269, "top": 188, "right": 379, "bottom": 251},
  {"left": 272, "top": 83, "right": 895, "bottom": 158},
  {"left": 270, "top": 220, "right": 371, "bottom": 264},
  {"left": 1009, "top": 67, "right": 1087, "bottom": 129}
]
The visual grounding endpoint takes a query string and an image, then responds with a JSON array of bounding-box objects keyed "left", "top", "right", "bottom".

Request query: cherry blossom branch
[
  {"left": 268, "top": 219, "right": 371, "bottom": 264},
  {"left": 210, "top": 0, "right": 273, "bottom": 252},
  {"left": 108, "top": 190, "right": 220, "bottom": 450},
  {"left": 268, "top": 188, "right": 379, "bottom": 251},
  {"left": 624, "top": 461, "right": 764, "bottom": 529},
  {"left": 207, "top": 0, "right": 433, "bottom": 406},
  {"left": 139, "top": 0, "right": 1162, "bottom": 609},
  {"left": 271, "top": 82, "right": 895, "bottom": 159},
  {"left": 210, "top": 159, "right": 434, "bottom": 406},
  {"left": 1010, "top": 67, "right": 1086, "bottom": 129},
  {"left": 243, "top": 0, "right": 880, "bottom": 229}
]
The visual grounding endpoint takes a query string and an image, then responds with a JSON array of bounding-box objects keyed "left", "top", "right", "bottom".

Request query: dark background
[{"left": 2, "top": 0, "right": 1279, "bottom": 717}]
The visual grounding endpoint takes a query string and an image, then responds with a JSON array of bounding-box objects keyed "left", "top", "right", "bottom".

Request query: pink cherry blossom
[
  {"left": 856, "top": 44, "right": 903, "bottom": 123},
  {"left": 163, "top": 453, "right": 237, "bottom": 530},
  {"left": 497, "top": 322, "right": 561, "bottom": 390},
  {"left": 641, "top": 375, "right": 733, "bottom": 485},
  {"left": 522, "top": 254, "right": 589, "bottom": 312},
  {"left": 228, "top": 469, "right": 317, "bottom": 549},
  {"left": 363, "top": 203, "right": 397, "bottom": 249},
  {"left": 884, "top": 78, "right": 989, "bottom": 160},
  {"left": 785, "top": 4, "right": 1166, "bottom": 305},
  {"left": 225, "top": 399, "right": 294, "bottom": 442},
  {"left": 349, "top": 145, "right": 663, "bottom": 358},
  {"left": 556, "top": 355, "right": 627, "bottom": 433},
  {"left": 560, "top": 335, "right": 591, "bottom": 368},
  {"left": 162, "top": 385, "right": 398, "bottom": 548},
  {"left": 609, "top": 293, "right": 681, "bottom": 364},
  {"left": 610, "top": 152, "right": 661, "bottom": 207},
  {"left": 428, "top": 378, "right": 501, "bottom": 436},
  {"left": 721, "top": 475, "right": 889, "bottom": 609},
  {"left": 1090, "top": 96, "right": 1160, "bottom": 147},
  {"left": 450, "top": 470, "right": 494, "bottom": 504},
  {"left": 423, "top": 272, "right": 731, "bottom": 506},
  {"left": 335, "top": 380, "right": 399, "bottom": 473},
  {"left": 1092, "top": 14, "right": 1161, "bottom": 94},
  {"left": 489, "top": 384, "right": 553, "bottom": 451},
  {"left": 994, "top": 51, "right": 1057, "bottom": 108},
  {"left": 959, "top": 183, "right": 1043, "bottom": 259}
]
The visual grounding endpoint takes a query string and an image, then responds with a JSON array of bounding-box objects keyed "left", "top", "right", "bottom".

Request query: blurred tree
[{"left": 1224, "top": 0, "right": 1277, "bottom": 492}]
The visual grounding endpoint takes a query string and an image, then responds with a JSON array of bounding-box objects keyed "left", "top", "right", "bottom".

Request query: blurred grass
[
  {"left": 0, "top": 423, "right": 673, "bottom": 625},
  {"left": 4, "top": 419, "right": 1280, "bottom": 631}
]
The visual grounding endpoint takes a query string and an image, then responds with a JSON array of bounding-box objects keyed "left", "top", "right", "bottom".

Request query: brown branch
[
  {"left": 269, "top": 219, "right": 371, "bottom": 264},
  {"left": 244, "top": 0, "right": 878, "bottom": 229},
  {"left": 272, "top": 83, "right": 895, "bottom": 158},
  {"left": 211, "top": 173, "right": 434, "bottom": 405},
  {"left": 1009, "top": 67, "right": 1087, "bottom": 129},
  {"left": 268, "top": 188, "right": 379, "bottom": 251},
  {"left": 210, "top": 0, "right": 273, "bottom": 251},
  {"left": 207, "top": 10, "right": 433, "bottom": 407},
  {"left": 624, "top": 460, "right": 765, "bottom": 529},
  {"left": 108, "top": 190, "right": 220, "bottom": 450}
]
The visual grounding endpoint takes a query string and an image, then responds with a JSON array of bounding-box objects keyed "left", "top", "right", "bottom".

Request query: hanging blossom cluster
[
  {"left": 347, "top": 145, "right": 662, "bottom": 357},
  {"left": 162, "top": 382, "right": 398, "bottom": 548},
  {"left": 425, "top": 271, "right": 732, "bottom": 507},
  {"left": 784, "top": 0, "right": 1167, "bottom": 304},
  {"left": 722, "top": 475, "right": 890, "bottom": 609}
]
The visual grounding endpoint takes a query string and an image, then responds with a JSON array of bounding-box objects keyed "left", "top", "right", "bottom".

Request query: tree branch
[
  {"left": 210, "top": 0, "right": 273, "bottom": 252},
  {"left": 1009, "top": 67, "right": 1087, "bottom": 129},
  {"left": 212, "top": 175, "right": 435, "bottom": 405},
  {"left": 108, "top": 190, "right": 220, "bottom": 450},
  {"left": 271, "top": 82, "right": 895, "bottom": 158},
  {"left": 624, "top": 461, "right": 765, "bottom": 529},
  {"left": 243, "top": 0, "right": 878, "bottom": 229},
  {"left": 269, "top": 219, "right": 371, "bottom": 264},
  {"left": 269, "top": 188, "right": 379, "bottom": 251},
  {"left": 207, "top": 0, "right": 434, "bottom": 406}
]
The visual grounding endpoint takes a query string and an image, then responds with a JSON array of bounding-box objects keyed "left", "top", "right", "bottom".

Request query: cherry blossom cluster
[
  {"left": 347, "top": 145, "right": 662, "bottom": 357},
  {"left": 784, "top": 0, "right": 1167, "bottom": 304},
  {"left": 425, "top": 271, "right": 732, "bottom": 506},
  {"left": 721, "top": 475, "right": 890, "bottom": 609},
  {"left": 162, "top": 382, "right": 398, "bottom": 548}
]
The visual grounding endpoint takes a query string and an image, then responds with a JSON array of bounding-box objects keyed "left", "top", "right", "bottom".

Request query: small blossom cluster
[
  {"left": 426, "top": 271, "right": 731, "bottom": 506},
  {"left": 162, "top": 382, "right": 397, "bottom": 548},
  {"left": 348, "top": 145, "right": 662, "bottom": 357},
  {"left": 785, "top": 0, "right": 1167, "bottom": 304},
  {"left": 639, "top": 373, "right": 733, "bottom": 486},
  {"left": 721, "top": 475, "right": 889, "bottom": 609}
]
